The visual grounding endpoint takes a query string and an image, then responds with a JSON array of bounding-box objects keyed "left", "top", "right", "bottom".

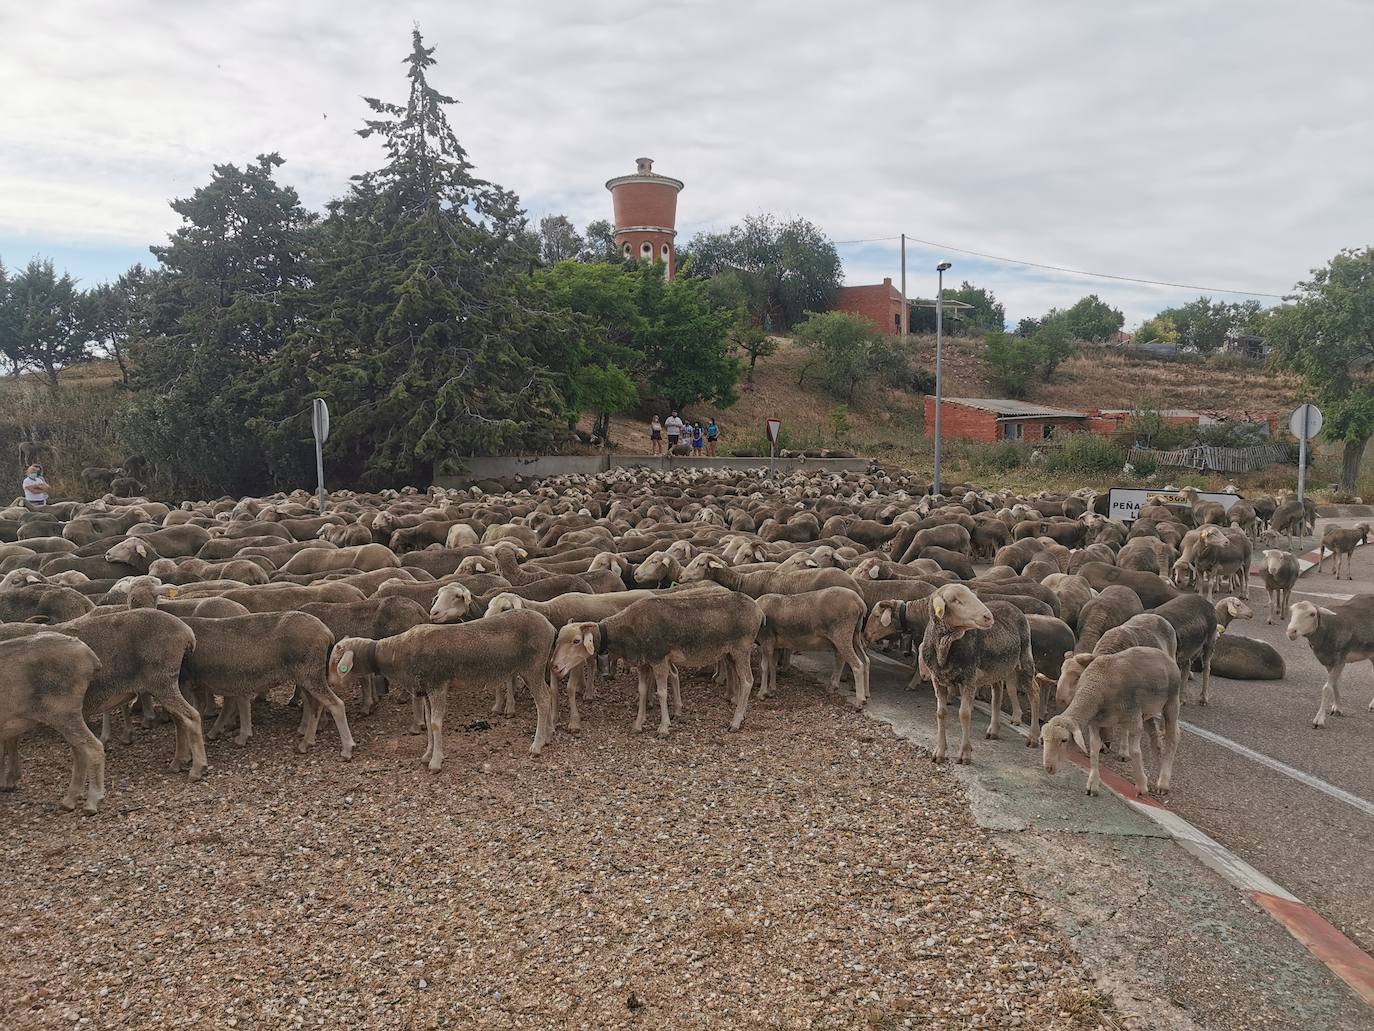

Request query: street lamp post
[{"left": 932, "top": 261, "right": 952, "bottom": 495}]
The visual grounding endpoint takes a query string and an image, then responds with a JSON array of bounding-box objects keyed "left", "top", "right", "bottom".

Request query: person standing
[
  {"left": 664, "top": 411, "right": 685, "bottom": 450},
  {"left": 22, "top": 464, "right": 50, "bottom": 506},
  {"left": 691, "top": 422, "right": 705, "bottom": 457},
  {"left": 706, "top": 417, "right": 720, "bottom": 456},
  {"left": 649, "top": 415, "right": 664, "bottom": 455}
]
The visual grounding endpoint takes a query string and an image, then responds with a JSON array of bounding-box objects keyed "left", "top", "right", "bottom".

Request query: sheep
[
  {"left": 1041, "top": 573, "right": 1094, "bottom": 629},
  {"left": 1075, "top": 561, "right": 1179, "bottom": 609},
  {"left": 917, "top": 583, "right": 1038, "bottom": 762},
  {"left": 300, "top": 596, "right": 432, "bottom": 715},
  {"left": 279, "top": 543, "right": 400, "bottom": 575},
  {"left": 1192, "top": 525, "right": 1251, "bottom": 598},
  {"left": 0, "top": 583, "right": 95, "bottom": 623},
  {"left": 1068, "top": 543, "right": 1117, "bottom": 574},
  {"left": 213, "top": 581, "right": 367, "bottom": 612},
  {"left": 918, "top": 546, "right": 975, "bottom": 579},
  {"left": 1318, "top": 522, "right": 1370, "bottom": 580},
  {"left": 1150, "top": 594, "right": 1219, "bottom": 705},
  {"left": 754, "top": 587, "right": 870, "bottom": 706},
  {"left": 329, "top": 609, "right": 557, "bottom": 770},
  {"left": 0, "top": 634, "right": 106, "bottom": 813},
  {"left": 1227, "top": 500, "right": 1258, "bottom": 539},
  {"left": 1286, "top": 597, "right": 1374, "bottom": 727},
  {"left": 681, "top": 554, "right": 860, "bottom": 599},
  {"left": 1269, "top": 498, "right": 1311, "bottom": 551},
  {"left": 550, "top": 591, "right": 764, "bottom": 738},
  {"left": 179, "top": 612, "right": 355, "bottom": 758},
  {"left": 0, "top": 608, "right": 205, "bottom": 779},
  {"left": 320, "top": 522, "right": 374, "bottom": 548},
  {"left": 1041, "top": 646, "right": 1181, "bottom": 797},
  {"left": 1259, "top": 549, "right": 1299, "bottom": 624},
  {"left": 1214, "top": 595, "right": 1253, "bottom": 630},
  {"left": 1211, "top": 635, "right": 1285, "bottom": 681},
  {"left": 1074, "top": 585, "right": 1143, "bottom": 653},
  {"left": 1024, "top": 613, "right": 1076, "bottom": 682},
  {"left": 148, "top": 555, "right": 272, "bottom": 586}
]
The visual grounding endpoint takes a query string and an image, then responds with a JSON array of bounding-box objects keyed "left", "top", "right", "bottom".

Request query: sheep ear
[
  {"left": 879, "top": 608, "right": 892, "bottom": 627},
  {"left": 932, "top": 596, "right": 945, "bottom": 618},
  {"left": 868, "top": 566, "right": 879, "bottom": 579},
  {"left": 1071, "top": 726, "right": 1088, "bottom": 753},
  {"left": 579, "top": 627, "right": 596, "bottom": 656},
  {"left": 336, "top": 649, "right": 354, "bottom": 675}
]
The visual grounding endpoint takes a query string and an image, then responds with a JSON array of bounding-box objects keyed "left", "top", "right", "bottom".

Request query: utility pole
[
  {"left": 900, "top": 233, "right": 908, "bottom": 341},
  {"left": 932, "top": 261, "right": 951, "bottom": 496}
]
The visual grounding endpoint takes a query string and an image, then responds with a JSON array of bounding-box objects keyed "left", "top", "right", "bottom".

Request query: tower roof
[{"left": 605, "top": 157, "right": 684, "bottom": 193}]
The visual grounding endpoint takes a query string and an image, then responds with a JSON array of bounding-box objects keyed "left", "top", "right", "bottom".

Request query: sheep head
[
  {"left": 430, "top": 584, "right": 472, "bottom": 623},
  {"left": 105, "top": 538, "right": 149, "bottom": 565},
  {"left": 1041, "top": 715, "right": 1085, "bottom": 775},
  {"left": 551, "top": 622, "right": 598, "bottom": 679},
  {"left": 930, "top": 584, "right": 993, "bottom": 631},
  {"left": 484, "top": 593, "right": 524, "bottom": 616},
  {"left": 1286, "top": 601, "right": 1324, "bottom": 641}
]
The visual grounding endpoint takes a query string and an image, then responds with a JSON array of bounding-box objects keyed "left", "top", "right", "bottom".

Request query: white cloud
[{"left": 2, "top": 0, "right": 1371, "bottom": 327}]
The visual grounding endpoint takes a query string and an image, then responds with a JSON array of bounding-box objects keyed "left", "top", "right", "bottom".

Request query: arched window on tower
[
  {"left": 661, "top": 244, "right": 670, "bottom": 261},
  {"left": 622, "top": 242, "right": 632, "bottom": 258},
  {"left": 640, "top": 242, "right": 653, "bottom": 260}
]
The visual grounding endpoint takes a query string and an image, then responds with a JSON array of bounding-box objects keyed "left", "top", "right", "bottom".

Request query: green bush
[
  {"left": 1127, "top": 452, "right": 1158, "bottom": 478},
  {"left": 968, "top": 440, "right": 1036, "bottom": 474},
  {"left": 1047, "top": 432, "right": 1124, "bottom": 475}
]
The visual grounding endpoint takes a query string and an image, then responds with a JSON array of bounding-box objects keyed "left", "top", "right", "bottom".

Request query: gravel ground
[{"left": 1, "top": 668, "right": 1120, "bottom": 1030}]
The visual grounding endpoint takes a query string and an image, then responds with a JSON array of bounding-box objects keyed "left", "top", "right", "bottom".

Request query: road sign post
[
  {"left": 766, "top": 418, "right": 781, "bottom": 479},
  {"left": 311, "top": 398, "right": 330, "bottom": 516},
  {"left": 1289, "top": 403, "right": 1322, "bottom": 506}
]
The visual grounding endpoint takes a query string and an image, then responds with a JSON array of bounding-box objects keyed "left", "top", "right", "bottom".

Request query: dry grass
[
  {"left": 0, "top": 361, "right": 126, "bottom": 499},
  {"left": 1, "top": 666, "right": 1118, "bottom": 1030}
]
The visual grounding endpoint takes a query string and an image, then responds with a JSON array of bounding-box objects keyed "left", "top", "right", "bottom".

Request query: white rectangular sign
[{"left": 1108, "top": 487, "right": 1241, "bottom": 524}]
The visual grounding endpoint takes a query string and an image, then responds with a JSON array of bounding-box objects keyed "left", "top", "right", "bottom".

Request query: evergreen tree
[
  {"left": 258, "top": 30, "right": 568, "bottom": 487},
  {"left": 2, "top": 258, "right": 91, "bottom": 386}
]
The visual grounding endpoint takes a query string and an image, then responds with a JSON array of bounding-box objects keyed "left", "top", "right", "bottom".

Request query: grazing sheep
[
  {"left": 1318, "top": 522, "right": 1370, "bottom": 580},
  {"left": 329, "top": 609, "right": 557, "bottom": 770},
  {"left": 0, "top": 633, "right": 105, "bottom": 813},
  {"left": 918, "top": 584, "right": 1038, "bottom": 763},
  {"left": 1259, "top": 549, "right": 1299, "bottom": 624},
  {"left": 550, "top": 591, "right": 764, "bottom": 738},
  {"left": 754, "top": 587, "right": 870, "bottom": 706},
  {"left": 1041, "top": 646, "right": 1181, "bottom": 797},
  {"left": 1286, "top": 597, "right": 1374, "bottom": 727}
]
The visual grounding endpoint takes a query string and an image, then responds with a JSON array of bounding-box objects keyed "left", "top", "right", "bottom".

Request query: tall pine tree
[{"left": 258, "top": 30, "right": 569, "bottom": 487}]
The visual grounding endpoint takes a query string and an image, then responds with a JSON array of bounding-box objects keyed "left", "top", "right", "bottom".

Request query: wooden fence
[{"left": 1128, "top": 443, "right": 1295, "bottom": 473}]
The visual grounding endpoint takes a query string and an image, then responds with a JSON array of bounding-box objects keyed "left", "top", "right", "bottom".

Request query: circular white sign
[{"left": 1289, "top": 403, "right": 1323, "bottom": 440}]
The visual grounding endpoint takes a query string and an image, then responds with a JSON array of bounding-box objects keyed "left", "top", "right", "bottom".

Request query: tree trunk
[
  {"left": 1341, "top": 434, "right": 1368, "bottom": 492},
  {"left": 43, "top": 359, "right": 59, "bottom": 389},
  {"left": 112, "top": 339, "right": 130, "bottom": 388}
]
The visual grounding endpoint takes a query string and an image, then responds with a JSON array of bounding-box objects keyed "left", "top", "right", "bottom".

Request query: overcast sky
[{"left": 3, "top": 1, "right": 1371, "bottom": 327}]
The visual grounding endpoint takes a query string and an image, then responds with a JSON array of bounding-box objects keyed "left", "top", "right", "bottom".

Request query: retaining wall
[{"left": 433, "top": 454, "right": 870, "bottom": 488}]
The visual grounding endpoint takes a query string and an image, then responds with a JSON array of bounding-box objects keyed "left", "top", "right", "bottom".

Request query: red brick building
[
  {"left": 833, "top": 277, "right": 904, "bottom": 335},
  {"left": 605, "top": 157, "right": 684, "bottom": 279},
  {"left": 924, "top": 397, "right": 1088, "bottom": 443}
]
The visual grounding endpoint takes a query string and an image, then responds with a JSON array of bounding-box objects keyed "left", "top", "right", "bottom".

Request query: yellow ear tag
[
  {"left": 933, "top": 597, "right": 945, "bottom": 618},
  {"left": 166, "top": 587, "right": 179, "bottom": 599},
  {"left": 1216, "top": 626, "right": 1225, "bottom": 637}
]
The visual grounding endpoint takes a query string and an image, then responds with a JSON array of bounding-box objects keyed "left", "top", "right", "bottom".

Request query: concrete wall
[{"left": 433, "top": 454, "right": 870, "bottom": 488}]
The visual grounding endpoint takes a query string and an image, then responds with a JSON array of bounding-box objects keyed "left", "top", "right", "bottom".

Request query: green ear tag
[{"left": 339, "top": 661, "right": 351, "bottom": 673}]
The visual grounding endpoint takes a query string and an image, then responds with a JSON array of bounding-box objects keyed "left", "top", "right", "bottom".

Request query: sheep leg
[
  {"left": 234, "top": 696, "right": 255, "bottom": 747},
  {"left": 528, "top": 671, "right": 555, "bottom": 757},
  {"left": 1022, "top": 666, "right": 1041, "bottom": 748},
  {"left": 653, "top": 664, "right": 672, "bottom": 737},
  {"left": 833, "top": 637, "right": 865, "bottom": 709},
  {"left": 1, "top": 738, "right": 20, "bottom": 790},
  {"left": 669, "top": 667, "right": 682, "bottom": 716},
  {"left": 1197, "top": 639, "right": 1214, "bottom": 706},
  {"left": 956, "top": 687, "right": 974, "bottom": 764},
  {"left": 633, "top": 666, "right": 650, "bottom": 733},
  {"left": 932, "top": 684, "right": 949, "bottom": 762},
  {"left": 503, "top": 677, "right": 517, "bottom": 718},
  {"left": 1311, "top": 659, "right": 1344, "bottom": 728},
  {"left": 55, "top": 715, "right": 105, "bottom": 815},
  {"left": 206, "top": 697, "right": 238, "bottom": 741},
  {"left": 408, "top": 692, "right": 426, "bottom": 735},
  {"left": 160, "top": 690, "right": 207, "bottom": 781},
  {"left": 727, "top": 649, "right": 753, "bottom": 732},
  {"left": 1153, "top": 699, "right": 1180, "bottom": 795},
  {"left": 759, "top": 645, "right": 775, "bottom": 700},
  {"left": 1084, "top": 724, "right": 1103, "bottom": 796},
  {"left": 565, "top": 666, "right": 582, "bottom": 734},
  {"left": 854, "top": 630, "right": 871, "bottom": 706},
  {"left": 424, "top": 687, "right": 447, "bottom": 771},
  {"left": 1127, "top": 724, "right": 1149, "bottom": 797},
  {"left": 302, "top": 684, "right": 354, "bottom": 759},
  {"left": 985, "top": 683, "right": 1003, "bottom": 740},
  {"left": 1006, "top": 679, "right": 1023, "bottom": 725},
  {"left": 489, "top": 681, "right": 505, "bottom": 717}
]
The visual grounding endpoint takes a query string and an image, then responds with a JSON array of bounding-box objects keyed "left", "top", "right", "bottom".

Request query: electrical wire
[{"left": 834, "top": 232, "right": 1285, "bottom": 299}]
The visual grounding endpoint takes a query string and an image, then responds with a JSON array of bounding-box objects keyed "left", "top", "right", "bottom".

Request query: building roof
[{"left": 941, "top": 397, "right": 1087, "bottom": 419}]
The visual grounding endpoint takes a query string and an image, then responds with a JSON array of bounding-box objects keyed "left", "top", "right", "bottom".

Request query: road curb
[{"left": 865, "top": 651, "right": 1374, "bottom": 1009}]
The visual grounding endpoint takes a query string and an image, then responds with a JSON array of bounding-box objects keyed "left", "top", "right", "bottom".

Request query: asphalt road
[{"left": 1156, "top": 530, "right": 1374, "bottom": 957}]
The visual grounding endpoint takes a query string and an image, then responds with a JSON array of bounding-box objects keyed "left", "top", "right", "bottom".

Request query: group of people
[{"left": 649, "top": 412, "right": 720, "bottom": 457}]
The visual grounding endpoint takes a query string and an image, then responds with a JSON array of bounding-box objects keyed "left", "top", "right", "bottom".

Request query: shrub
[
  {"left": 969, "top": 440, "right": 1036, "bottom": 474},
  {"left": 1127, "top": 452, "right": 1159, "bottom": 478},
  {"left": 1047, "top": 432, "right": 1124, "bottom": 475},
  {"left": 982, "top": 331, "right": 1042, "bottom": 398},
  {"left": 828, "top": 404, "right": 852, "bottom": 441}
]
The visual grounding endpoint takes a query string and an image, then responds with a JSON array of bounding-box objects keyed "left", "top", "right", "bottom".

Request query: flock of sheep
[{"left": 1, "top": 467, "right": 1371, "bottom": 817}]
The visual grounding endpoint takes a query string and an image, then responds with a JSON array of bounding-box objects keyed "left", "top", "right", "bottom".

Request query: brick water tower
[{"left": 605, "top": 157, "right": 684, "bottom": 278}]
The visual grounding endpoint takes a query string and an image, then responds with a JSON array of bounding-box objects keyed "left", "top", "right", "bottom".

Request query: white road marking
[{"left": 1178, "top": 721, "right": 1374, "bottom": 821}]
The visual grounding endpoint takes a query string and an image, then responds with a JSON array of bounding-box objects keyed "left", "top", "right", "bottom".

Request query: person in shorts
[
  {"left": 691, "top": 423, "right": 705, "bottom": 456},
  {"left": 22, "top": 464, "right": 50, "bottom": 506},
  {"left": 664, "top": 411, "right": 685, "bottom": 449},
  {"left": 705, "top": 418, "right": 720, "bottom": 456},
  {"left": 649, "top": 415, "right": 663, "bottom": 455}
]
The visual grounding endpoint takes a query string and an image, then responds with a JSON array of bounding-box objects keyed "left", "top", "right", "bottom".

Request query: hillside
[{"left": 600, "top": 333, "right": 1306, "bottom": 457}]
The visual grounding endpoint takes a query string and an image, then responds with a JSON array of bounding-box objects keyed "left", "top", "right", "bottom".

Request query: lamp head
[{"left": 936, "top": 261, "right": 952, "bottom": 272}]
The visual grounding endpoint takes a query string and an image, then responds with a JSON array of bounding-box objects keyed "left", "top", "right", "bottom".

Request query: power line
[{"left": 834, "top": 232, "right": 1285, "bottom": 299}]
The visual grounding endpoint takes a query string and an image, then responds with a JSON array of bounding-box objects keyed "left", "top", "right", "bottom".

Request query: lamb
[
  {"left": 1150, "top": 594, "right": 1219, "bottom": 705},
  {"left": 754, "top": 587, "right": 870, "bottom": 706},
  {"left": 1286, "top": 597, "right": 1374, "bottom": 727},
  {"left": 0, "top": 633, "right": 105, "bottom": 813},
  {"left": 0, "top": 608, "right": 205, "bottom": 779},
  {"left": 550, "top": 591, "right": 764, "bottom": 738},
  {"left": 329, "top": 609, "right": 557, "bottom": 770},
  {"left": 1074, "top": 585, "right": 1143, "bottom": 653},
  {"left": 179, "top": 612, "right": 355, "bottom": 758},
  {"left": 1041, "top": 646, "right": 1181, "bottom": 797},
  {"left": 1259, "top": 549, "right": 1299, "bottom": 624},
  {"left": 917, "top": 584, "right": 1038, "bottom": 762},
  {"left": 1318, "top": 522, "right": 1370, "bottom": 580}
]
